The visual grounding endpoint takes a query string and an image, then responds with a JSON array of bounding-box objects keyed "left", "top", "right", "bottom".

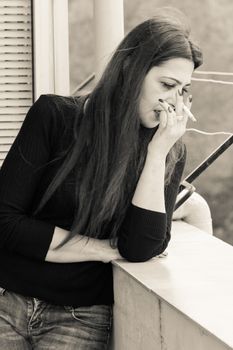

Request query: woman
[{"left": 0, "top": 10, "right": 203, "bottom": 350}]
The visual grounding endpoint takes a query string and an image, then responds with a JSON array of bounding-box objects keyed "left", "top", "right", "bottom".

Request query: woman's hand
[
  {"left": 46, "top": 226, "right": 123, "bottom": 263},
  {"left": 148, "top": 91, "right": 192, "bottom": 158},
  {"left": 100, "top": 239, "right": 123, "bottom": 263}
]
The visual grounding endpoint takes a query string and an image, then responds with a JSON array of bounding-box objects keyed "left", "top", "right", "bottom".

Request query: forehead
[{"left": 149, "top": 58, "right": 194, "bottom": 83}]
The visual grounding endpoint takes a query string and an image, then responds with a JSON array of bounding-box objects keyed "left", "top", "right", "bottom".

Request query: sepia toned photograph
[{"left": 0, "top": 0, "right": 232, "bottom": 349}]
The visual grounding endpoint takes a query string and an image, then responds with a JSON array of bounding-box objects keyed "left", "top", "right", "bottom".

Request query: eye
[{"left": 161, "top": 82, "right": 176, "bottom": 90}]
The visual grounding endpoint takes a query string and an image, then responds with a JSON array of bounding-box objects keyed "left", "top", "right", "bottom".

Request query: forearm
[
  {"left": 118, "top": 149, "right": 186, "bottom": 262},
  {"left": 49, "top": 153, "right": 167, "bottom": 264},
  {"left": 117, "top": 204, "right": 167, "bottom": 262},
  {"left": 132, "top": 153, "right": 166, "bottom": 213},
  {"left": 118, "top": 153, "right": 169, "bottom": 262},
  {"left": 45, "top": 226, "right": 121, "bottom": 263}
]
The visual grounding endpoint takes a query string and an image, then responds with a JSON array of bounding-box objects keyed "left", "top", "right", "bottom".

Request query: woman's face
[{"left": 138, "top": 58, "right": 194, "bottom": 128}]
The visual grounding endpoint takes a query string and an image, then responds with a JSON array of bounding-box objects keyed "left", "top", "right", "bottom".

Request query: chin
[
  {"left": 141, "top": 120, "right": 159, "bottom": 129},
  {"left": 142, "top": 124, "right": 159, "bottom": 129},
  {"left": 139, "top": 112, "right": 160, "bottom": 128}
]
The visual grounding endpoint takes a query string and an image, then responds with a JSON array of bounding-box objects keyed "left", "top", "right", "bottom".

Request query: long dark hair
[{"left": 33, "top": 9, "right": 203, "bottom": 243}]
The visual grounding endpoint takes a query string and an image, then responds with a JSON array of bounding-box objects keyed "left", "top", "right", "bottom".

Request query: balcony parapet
[{"left": 110, "top": 221, "right": 233, "bottom": 350}]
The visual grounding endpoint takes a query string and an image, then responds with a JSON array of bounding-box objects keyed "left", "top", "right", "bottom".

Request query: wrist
[
  {"left": 145, "top": 152, "right": 166, "bottom": 170},
  {"left": 98, "top": 239, "right": 113, "bottom": 263}
]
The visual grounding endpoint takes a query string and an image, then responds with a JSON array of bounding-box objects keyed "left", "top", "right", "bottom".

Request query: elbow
[
  {"left": 119, "top": 250, "right": 151, "bottom": 263},
  {"left": 0, "top": 209, "right": 26, "bottom": 250},
  {"left": 118, "top": 238, "right": 166, "bottom": 263}
]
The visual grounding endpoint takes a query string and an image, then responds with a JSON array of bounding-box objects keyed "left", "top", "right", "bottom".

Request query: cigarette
[{"left": 183, "top": 104, "right": 197, "bottom": 122}]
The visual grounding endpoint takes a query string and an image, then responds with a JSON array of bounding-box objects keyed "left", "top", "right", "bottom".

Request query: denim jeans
[{"left": 0, "top": 287, "right": 112, "bottom": 349}]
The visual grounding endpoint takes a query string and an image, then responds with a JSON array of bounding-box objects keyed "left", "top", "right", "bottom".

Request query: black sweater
[{"left": 0, "top": 94, "right": 186, "bottom": 307}]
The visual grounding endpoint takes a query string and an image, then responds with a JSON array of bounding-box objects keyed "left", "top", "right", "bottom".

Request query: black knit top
[{"left": 0, "top": 94, "right": 186, "bottom": 307}]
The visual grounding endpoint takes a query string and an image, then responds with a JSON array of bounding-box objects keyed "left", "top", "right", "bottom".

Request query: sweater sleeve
[
  {"left": 117, "top": 147, "right": 186, "bottom": 262},
  {"left": 0, "top": 95, "right": 63, "bottom": 260}
]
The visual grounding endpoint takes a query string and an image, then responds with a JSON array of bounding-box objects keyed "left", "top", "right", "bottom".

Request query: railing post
[{"left": 93, "top": 0, "right": 124, "bottom": 83}]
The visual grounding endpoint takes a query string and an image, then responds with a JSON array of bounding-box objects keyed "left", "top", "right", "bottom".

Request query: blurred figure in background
[{"left": 173, "top": 191, "right": 213, "bottom": 234}]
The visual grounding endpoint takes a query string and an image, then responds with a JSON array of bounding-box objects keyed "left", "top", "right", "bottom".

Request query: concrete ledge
[{"left": 110, "top": 221, "right": 233, "bottom": 350}]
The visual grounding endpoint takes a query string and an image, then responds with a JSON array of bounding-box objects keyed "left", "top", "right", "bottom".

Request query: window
[{"left": 0, "top": 0, "right": 32, "bottom": 166}]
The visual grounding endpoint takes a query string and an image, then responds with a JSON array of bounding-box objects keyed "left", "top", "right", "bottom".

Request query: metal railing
[{"left": 71, "top": 73, "right": 95, "bottom": 96}]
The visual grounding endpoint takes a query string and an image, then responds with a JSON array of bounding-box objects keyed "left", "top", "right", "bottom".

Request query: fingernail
[
  {"left": 189, "top": 95, "right": 192, "bottom": 103},
  {"left": 178, "top": 90, "right": 183, "bottom": 96},
  {"left": 158, "top": 98, "right": 164, "bottom": 103},
  {"left": 168, "top": 106, "right": 172, "bottom": 112}
]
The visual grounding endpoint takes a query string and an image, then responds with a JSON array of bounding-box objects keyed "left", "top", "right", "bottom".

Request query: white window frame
[{"left": 32, "top": 0, "right": 70, "bottom": 100}]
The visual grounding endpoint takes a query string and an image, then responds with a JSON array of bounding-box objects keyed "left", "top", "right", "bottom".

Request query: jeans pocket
[
  {"left": 65, "top": 304, "right": 112, "bottom": 331},
  {"left": 0, "top": 287, "right": 6, "bottom": 296}
]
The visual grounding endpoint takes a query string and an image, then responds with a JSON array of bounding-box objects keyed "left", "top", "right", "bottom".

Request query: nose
[{"left": 166, "top": 89, "right": 178, "bottom": 110}]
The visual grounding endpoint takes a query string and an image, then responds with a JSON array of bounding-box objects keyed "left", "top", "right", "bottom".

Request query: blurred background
[{"left": 68, "top": 0, "right": 233, "bottom": 245}]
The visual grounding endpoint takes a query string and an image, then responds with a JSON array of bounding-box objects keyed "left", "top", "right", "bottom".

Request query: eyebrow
[{"left": 161, "top": 76, "right": 191, "bottom": 86}]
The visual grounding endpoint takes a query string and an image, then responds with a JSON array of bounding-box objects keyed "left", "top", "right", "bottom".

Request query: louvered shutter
[{"left": 0, "top": 0, "right": 32, "bottom": 167}]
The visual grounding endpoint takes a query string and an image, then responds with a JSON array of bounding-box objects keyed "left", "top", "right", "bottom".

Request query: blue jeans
[{"left": 0, "top": 287, "right": 112, "bottom": 349}]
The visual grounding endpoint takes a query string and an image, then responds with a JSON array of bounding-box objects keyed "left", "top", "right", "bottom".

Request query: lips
[
  {"left": 153, "top": 110, "right": 161, "bottom": 119},
  {"left": 154, "top": 105, "right": 176, "bottom": 117}
]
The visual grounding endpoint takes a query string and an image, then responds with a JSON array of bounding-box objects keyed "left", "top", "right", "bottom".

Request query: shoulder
[
  {"left": 39, "top": 93, "right": 82, "bottom": 106},
  {"left": 31, "top": 93, "right": 88, "bottom": 130},
  {"left": 36, "top": 93, "right": 83, "bottom": 117},
  {"left": 17, "top": 94, "right": 84, "bottom": 144}
]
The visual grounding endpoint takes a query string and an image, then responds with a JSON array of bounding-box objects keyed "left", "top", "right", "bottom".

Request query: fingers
[
  {"left": 158, "top": 99, "right": 176, "bottom": 127},
  {"left": 183, "top": 95, "right": 197, "bottom": 122},
  {"left": 175, "top": 91, "right": 196, "bottom": 122},
  {"left": 167, "top": 105, "right": 175, "bottom": 126},
  {"left": 176, "top": 90, "right": 183, "bottom": 115},
  {"left": 159, "top": 110, "right": 167, "bottom": 128},
  {"left": 158, "top": 94, "right": 195, "bottom": 128},
  {"left": 177, "top": 114, "right": 187, "bottom": 122},
  {"left": 186, "top": 94, "right": 192, "bottom": 110}
]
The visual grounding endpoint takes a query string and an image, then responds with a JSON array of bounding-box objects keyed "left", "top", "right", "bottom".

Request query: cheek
[
  {"left": 148, "top": 82, "right": 165, "bottom": 100},
  {"left": 141, "top": 77, "right": 165, "bottom": 103},
  {"left": 140, "top": 81, "right": 149, "bottom": 100}
]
